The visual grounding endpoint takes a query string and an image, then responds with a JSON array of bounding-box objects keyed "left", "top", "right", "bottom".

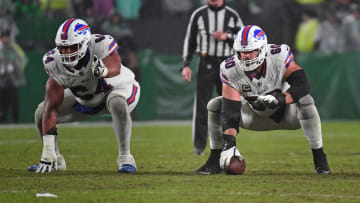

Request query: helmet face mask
[
  {"left": 57, "top": 43, "right": 81, "bottom": 65},
  {"left": 233, "top": 25, "right": 267, "bottom": 72},
  {"left": 55, "top": 18, "right": 91, "bottom": 67}
]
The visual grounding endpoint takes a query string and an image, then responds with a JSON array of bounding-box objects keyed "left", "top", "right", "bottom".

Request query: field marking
[
  {"left": 1, "top": 120, "right": 359, "bottom": 129},
  {"left": 0, "top": 140, "right": 38, "bottom": 145},
  {"left": 279, "top": 192, "right": 360, "bottom": 199},
  {"left": 1, "top": 190, "right": 359, "bottom": 200},
  {"left": 0, "top": 121, "right": 192, "bottom": 129},
  {"left": 130, "top": 191, "right": 360, "bottom": 200},
  {"left": 0, "top": 190, "right": 24, "bottom": 193}
]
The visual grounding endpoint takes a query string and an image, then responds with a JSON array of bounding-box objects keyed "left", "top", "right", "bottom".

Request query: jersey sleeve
[
  {"left": 42, "top": 49, "right": 66, "bottom": 87},
  {"left": 92, "top": 34, "right": 119, "bottom": 60},
  {"left": 220, "top": 61, "right": 230, "bottom": 86},
  {"left": 219, "top": 56, "right": 239, "bottom": 90},
  {"left": 271, "top": 44, "right": 295, "bottom": 77},
  {"left": 278, "top": 44, "right": 294, "bottom": 70}
]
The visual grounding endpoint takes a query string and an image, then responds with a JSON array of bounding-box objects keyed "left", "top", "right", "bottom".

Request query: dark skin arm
[
  {"left": 42, "top": 77, "right": 64, "bottom": 135},
  {"left": 102, "top": 51, "right": 121, "bottom": 77},
  {"left": 282, "top": 60, "right": 302, "bottom": 104}
]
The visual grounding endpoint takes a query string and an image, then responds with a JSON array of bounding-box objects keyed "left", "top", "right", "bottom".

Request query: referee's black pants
[{"left": 193, "top": 56, "right": 225, "bottom": 153}]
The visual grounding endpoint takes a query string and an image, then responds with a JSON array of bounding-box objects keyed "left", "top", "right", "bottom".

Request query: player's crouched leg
[
  {"left": 297, "top": 95, "right": 331, "bottom": 174},
  {"left": 194, "top": 96, "right": 224, "bottom": 175},
  {"left": 107, "top": 94, "right": 137, "bottom": 173}
]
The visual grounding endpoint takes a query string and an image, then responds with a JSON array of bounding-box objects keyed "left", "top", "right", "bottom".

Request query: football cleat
[
  {"left": 312, "top": 148, "right": 331, "bottom": 174},
  {"left": 27, "top": 154, "right": 67, "bottom": 172},
  {"left": 194, "top": 149, "right": 223, "bottom": 175},
  {"left": 315, "top": 165, "right": 331, "bottom": 174},
  {"left": 192, "top": 148, "right": 205, "bottom": 156},
  {"left": 118, "top": 164, "right": 137, "bottom": 173},
  {"left": 117, "top": 154, "right": 137, "bottom": 174},
  {"left": 194, "top": 163, "right": 223, "bottom": 175},
  {"left": 27, "top": 164, "right": 40, "bottom": 172},
  {"left": 314, "top": 154, "right": 331, "bottom": 174}
]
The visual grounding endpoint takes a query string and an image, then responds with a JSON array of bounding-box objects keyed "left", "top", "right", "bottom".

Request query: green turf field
[{"left": 0, "top": 121, "right": 360, "bottom": 202}]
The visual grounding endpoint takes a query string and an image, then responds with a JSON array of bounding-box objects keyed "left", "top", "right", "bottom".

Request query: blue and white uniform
[
  {"left": 219, "top": 44, "right": 300, "bottom": 130},
  {"left": 40, "top": 34, "right": 140, "bottom": 122}
]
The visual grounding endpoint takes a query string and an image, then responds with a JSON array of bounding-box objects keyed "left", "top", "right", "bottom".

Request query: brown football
[{"left": 225, "top": 156, "right": 246, "bottom": 175}]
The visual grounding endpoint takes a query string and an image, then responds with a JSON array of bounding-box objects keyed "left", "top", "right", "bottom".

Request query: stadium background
[{"left": 5, "top": 0, "right": 360, "bottom": 123}]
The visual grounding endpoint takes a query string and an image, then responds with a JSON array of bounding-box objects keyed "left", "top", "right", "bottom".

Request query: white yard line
[
  {"left": 1, "top": 190, "right": 359, "bottom": 200},
  {"left": 0, "top": 120, "right": 192, "bottom": 129}
]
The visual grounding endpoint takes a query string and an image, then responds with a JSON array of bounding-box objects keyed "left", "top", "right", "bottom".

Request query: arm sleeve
[{"left": 286, "top": 69, "right": 310, "bottom": 102}]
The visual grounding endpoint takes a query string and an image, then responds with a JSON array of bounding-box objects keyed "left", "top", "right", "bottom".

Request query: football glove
[
  {"left": 220, "top": 134, "right": 242, "bottom": 169},
  {"left": 91, "top": 55, "right": 108, "bottom": 78},
  {"left": 220, "top": 146, "right": 243, "bottom": 169},
  {"left": 257, "top": 91, "right": 285, "bottom": 109},
  {"left": 36, "top": 135, "right": 57, "bottom": 173}
]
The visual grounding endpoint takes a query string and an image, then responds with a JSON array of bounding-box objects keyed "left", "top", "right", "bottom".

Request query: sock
[{"left": 108, "top": 96, "right": 132, "bottom": 156}]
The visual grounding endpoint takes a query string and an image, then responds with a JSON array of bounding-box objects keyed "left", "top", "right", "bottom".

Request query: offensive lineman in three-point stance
[
  {"left": 194, "top": 25, "right": 331, "bottom": 175},
  {"left": 28, "top": 18, "right": 140, "bottom": 173}
]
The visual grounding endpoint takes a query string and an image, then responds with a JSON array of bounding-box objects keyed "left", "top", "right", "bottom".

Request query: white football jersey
[
  {"left": 220, "top": 44, "right": 294, "bottom": 116},
  {"left": 42, "top": 34, "right": 135, "bottom": 107}
]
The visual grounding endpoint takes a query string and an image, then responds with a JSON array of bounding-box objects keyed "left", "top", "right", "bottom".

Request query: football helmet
[
  {"left": 233, "top": 25, "right": 267, "bottom": 71},
  {"left": 55, "top": 18, "right": 91, "bottom": 67}
]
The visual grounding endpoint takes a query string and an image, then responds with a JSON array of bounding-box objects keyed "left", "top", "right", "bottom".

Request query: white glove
[
  {"left": 220, "top": 146, "right": 243, "bottom": 169},
  {"left": 257, "top": 95, "right": 279, "bottom": 109},
  {"left": 91, "top": 55, "right": 108, "bottom": 78},
  {"left": 36, "top": 135, "right": 57, "bottom": 173}
]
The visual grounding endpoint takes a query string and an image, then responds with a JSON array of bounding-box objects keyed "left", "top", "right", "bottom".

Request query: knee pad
[
  {"left": 297, "top": 94, "right": 314, "bottom": 106},
  {"left": 207, "top": 96, "right": 223, "bottom": 113},
  {"left": 296, "top": 95, "right": 318, "bottom": 120}
]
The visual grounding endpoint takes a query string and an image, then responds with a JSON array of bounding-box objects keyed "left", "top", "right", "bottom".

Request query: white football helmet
[
  {"left": 233, "top": 25, "right": 267, "bottom": 71},
  {"left": 55, "top": 18, "right": 91, "bottom": 67}
]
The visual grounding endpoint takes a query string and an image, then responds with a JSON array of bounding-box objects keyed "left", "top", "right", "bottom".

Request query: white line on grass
[
  {"left": 0, "top": 120, "right": 192, "bottom": 129},
  {"left": 0, "top": 140, "right": 37, "bottom": 145},
  {"left": 130, "top": 191, "right": 360, "bottom": 200}
]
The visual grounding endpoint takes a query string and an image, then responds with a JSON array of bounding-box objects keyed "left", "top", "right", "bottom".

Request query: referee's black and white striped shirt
[{"left": 182, "top": 4, "right": 243, "bottom": 67}]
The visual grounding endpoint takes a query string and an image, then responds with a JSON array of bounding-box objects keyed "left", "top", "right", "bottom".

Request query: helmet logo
[
  {"left": 254, "top": 29, "right": 265, "bottom": 40},
  {"left": 74, "top": 24, "right": 90, "bottom": 35}
]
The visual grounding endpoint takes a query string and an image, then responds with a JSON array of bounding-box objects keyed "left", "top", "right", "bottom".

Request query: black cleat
[
  {"left": 312, "top": 148, "right": 331, "bottom": 174},
  {"left": 194, "top": 149, "right": 223, "bottom": 175},
  {"left": 192, "top": 148, "right": 205, "bottom": 156},
  {"left": 194, "top": 163, "right": 223, "bottom": 175},
  {"left": 315, "top": 165, "right": 331, "bottom": 174}
]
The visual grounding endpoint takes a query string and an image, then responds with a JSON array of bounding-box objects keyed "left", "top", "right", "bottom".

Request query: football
[{"left": 225, "top": 156, "right": 246, "bottom": 175}]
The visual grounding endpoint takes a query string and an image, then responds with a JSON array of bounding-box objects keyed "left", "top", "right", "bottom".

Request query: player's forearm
[
  {"left": 102, "top": 54, "right": 121, "bottom": 77},
  {"left": 105, "top": 63, "right": 121, "bottom": 77},
  {"left": 42, "top": 110, "right": 57, "bottom": 135}
]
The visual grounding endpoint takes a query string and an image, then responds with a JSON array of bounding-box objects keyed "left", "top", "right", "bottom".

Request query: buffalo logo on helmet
[
  {"left": 253, "top": 29, "right": 265, "bottom": 40},
  {"left": 74, "top": 24, "right": 90, "bottom": 35}
]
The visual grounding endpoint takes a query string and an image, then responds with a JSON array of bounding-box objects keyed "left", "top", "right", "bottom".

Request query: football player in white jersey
[
  {"left": 194, "top": 25, "right": 331, "bottom": 175},
  {"left": 27, "top": 18, "right": 140, "bottom": 173}
]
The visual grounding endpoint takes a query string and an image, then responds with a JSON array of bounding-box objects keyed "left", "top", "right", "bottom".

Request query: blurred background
[{"left": 1, "top": 0, "right": 360, "bottom": 124}]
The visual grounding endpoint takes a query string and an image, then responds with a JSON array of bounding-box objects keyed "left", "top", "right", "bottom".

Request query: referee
[{"left": 182, "top": 0, "right": 243, "bottom": 155}]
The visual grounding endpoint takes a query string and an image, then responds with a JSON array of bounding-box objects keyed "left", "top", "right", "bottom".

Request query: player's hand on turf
[
  {"left": 36, "top": 135, "right": 58, "bottom": 173},
  {"left": 92, "top": 55, "right": 108, "bottom": 78},
  {"left": 36, "top": 158, "right": 57, "bottom": 173},
  {"left": 182, "top": 66, "right": 192, "bottom": 82},
  {"left": 220, "top": 146, "right": 242, "bottom": 169}
]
